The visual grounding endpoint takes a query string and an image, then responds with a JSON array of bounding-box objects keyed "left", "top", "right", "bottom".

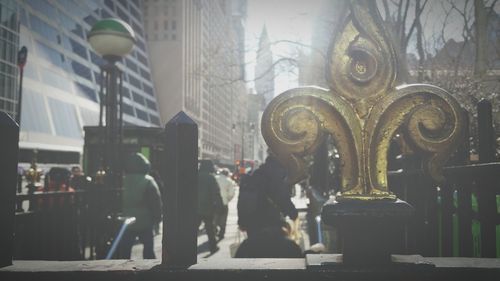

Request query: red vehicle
[{"left": 232, "top": 159, "right": 256, "bottom": 182}]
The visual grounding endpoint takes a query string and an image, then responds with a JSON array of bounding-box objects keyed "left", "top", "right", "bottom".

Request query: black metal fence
[
  {"left": 387, "top": 99, "right": 499, "bottom": 258},
  {"left": 9, "top": 101, "right": 500, "bottom": 261},
  {"left": 14, "top": 188, "right": 122, "bottom": 260}
]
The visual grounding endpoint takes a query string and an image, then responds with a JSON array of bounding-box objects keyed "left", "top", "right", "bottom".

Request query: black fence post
[
  {"left": 0, "top": 113, "right": 19, "bottom": 268},
  {"left": 162, "top": 111, "right": 198, "bottom": 268},
  {"left": 477, "top": 99, "right": 496, "bottom": 257}
]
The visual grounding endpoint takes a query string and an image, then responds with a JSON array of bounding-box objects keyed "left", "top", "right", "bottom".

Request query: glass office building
[
  {"left": 16, "top": 0, "right": 161, "bottom": 163},
  {"left": 0, "top": 0, "right": 19, "bottom": 119}
]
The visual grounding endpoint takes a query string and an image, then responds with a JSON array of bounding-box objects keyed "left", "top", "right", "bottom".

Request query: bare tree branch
[{"left": 404, "top": 0, "right": 429, "bottom": 45}]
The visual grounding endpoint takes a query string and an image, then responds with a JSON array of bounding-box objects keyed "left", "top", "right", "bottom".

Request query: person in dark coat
[
  {"left": 197, "top": 160, "right": 223, "bottom": 254},
  {"left": 236, "top": 153, "right": 301, "bottom": 258},
  {"left": 238, "top": 154, "right": 298, "bottom": 238}
]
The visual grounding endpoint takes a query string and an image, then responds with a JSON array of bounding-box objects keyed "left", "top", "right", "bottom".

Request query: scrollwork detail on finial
[
  {"left": 261, "top": 0, "right": 465, "bottom": 202},
  {"left": 261, "top": 87, "right": 362, "bottom": 190}
]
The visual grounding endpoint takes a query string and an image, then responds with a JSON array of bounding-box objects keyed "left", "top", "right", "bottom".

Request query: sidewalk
[{"left": 131, "top": 185, "right": 310, "bottom": 260}]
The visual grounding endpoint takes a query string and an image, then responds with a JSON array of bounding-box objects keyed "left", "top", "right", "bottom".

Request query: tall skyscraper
[
  {"left": 13, "top": 0, "right": 161, "bottom": 163},
  {"left": 0, "top": 0, "right": 19, "bottom": 119},
  {"left": 143, "top": 0, "right": 247, "bottom": 165},
  {"left": 255, "top": 26, "right": 274, "bottom": 106}
]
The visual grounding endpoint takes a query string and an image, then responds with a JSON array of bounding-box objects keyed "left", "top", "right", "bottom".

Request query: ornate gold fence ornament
[{"left": 261, "top": 0, "right": 465, "bottom": 202}]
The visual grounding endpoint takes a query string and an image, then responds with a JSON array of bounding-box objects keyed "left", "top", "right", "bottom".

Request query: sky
[{"left": 244, "top": 0, "right": 323, "bottom": 96}]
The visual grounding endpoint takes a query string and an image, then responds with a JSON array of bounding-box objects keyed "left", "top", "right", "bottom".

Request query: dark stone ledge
[{"left": 0, "top": 257, "right": 499, "bottom": 281}]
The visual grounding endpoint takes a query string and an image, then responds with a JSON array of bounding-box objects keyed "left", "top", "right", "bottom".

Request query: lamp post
[
  {"left": 232, "top": 122, "right": 254, "bottom": 175},
  {"left": 88, "top": 18, "right": 135, "bottom": 188},
  {"left": 16, "top": 46, "right": 28, "bottom": 125}
]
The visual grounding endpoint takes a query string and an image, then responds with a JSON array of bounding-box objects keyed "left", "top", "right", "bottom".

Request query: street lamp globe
[{"left": 87, "top": 18, "right": 136, "bottom": 61}]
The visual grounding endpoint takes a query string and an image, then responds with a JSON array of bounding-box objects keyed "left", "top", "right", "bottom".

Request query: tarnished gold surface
[{"left": 261, "top": 0, "right": 465, "bottom": 201}]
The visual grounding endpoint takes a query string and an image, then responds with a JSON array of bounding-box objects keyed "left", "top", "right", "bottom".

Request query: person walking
[
  {"left": 119, "top": 153, "right": 162, "bottom": 259},
  {"left": 69, "top": 166, "right": 90, "bottom": 190},
  {"left": 197, "top": 160, "right": 223, "bottom": 254},
  {"left": 214, "top": 169, "right": 236, "bottom": 240},
  {"left": 236, "top": 153, "right": 300, "bottom": 257}
]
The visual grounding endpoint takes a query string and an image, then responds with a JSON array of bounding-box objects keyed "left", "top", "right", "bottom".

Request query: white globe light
[{"left": 87, "top": 18, "right": 136, "bottom": 59}]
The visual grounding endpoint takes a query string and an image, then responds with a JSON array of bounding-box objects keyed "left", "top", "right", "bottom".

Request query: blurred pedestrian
[
  {"left": 236, "top": 153, "right": 300, "bottom": 257},
  {"left": 198, "top": 160, "right": 223, "bottom": 254},
  {"left": 214, "top": 169, "right": 236, "bottom": 240},
  {"left": 237, "top": 153, "right": 298, "bottom": 238},
  {"left": 119, "top": 153, "right": 162, "bottom": 259},
  {"left": 69, "top": 166, "right": 90, "bottom": 190}
]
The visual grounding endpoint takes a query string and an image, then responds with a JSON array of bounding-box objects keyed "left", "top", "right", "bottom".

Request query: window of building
[
  {"left": 122, "top": 102, "right": 134, "bottom": 116},
  {"left": 117, "top": 0, "right": 128, "bottom": 9},
  {"left": 149, "top": 114, "right": 160, "bottom": 125},
  {"left": 131, "top": 0, "right": 140, "bottom": 8},
  {"left": 90, "top": 51, "right": 105, "bottom": 66},
  {"left": 172, "top": 20, "right": 177, "bottom": 30},
  {"left": 34, "top": 40, "right": 66, "bottom": 69},
  {"left": 117, "top": 6, "right": 129, "bottom": 22},
  {"left": 140, "top": 68, "right": 151, "bottom": 80},
  {"left": 58, "top": 12, "right": 84, "bottom": 39},
  {"left": 125, "top": 58, "right": 138, "bottom": 73},
  {"left": 104, "top": 0, "right": 114, "bottom": 10},
  {"left": 154, "top": 21, "right": 158, "bottom": 30},
  {"left": 121, "top": 86, "right": 131, "bottom": 98},
  {"left": 20, "top": 89, "right": 52, "bottom": 134},
  {"left": 128, "top": 74, "right": 142, "bottom": 89},
  {"left": 135, "top": 108, "right": 149, "bottom": 121},
  {"left": 100, "top": 8, "right": 112, "bottom": 19},
  {"left": 83, "top": 14, "right": 98, "bottom": 27},
  {"left": 172, "top": 34, "right": 176, "bottom": 40},
  {"left": 70, "top": 60, "right": 92, "bottom": 81},
  {"left": 75, "top": 82, "right": 97, "bottom": 102},
  {"left": 27, "top": 0, "right": 58, "bottom": 20},
  {"left": 137, "top": 52, "right": 148, "bottom": 65},
  {"left": 132, "top": 91, "right": 145, "bottom": 105},
  {"left": 136, "top": 38, "right": 146, "bottom": 52},
  {"left": 29, "top": 14, "right": 59, "bottom": 43},
  {"left": 48, "top": 97, "right": 82, "bottom": 139},
  {"left": 164, "top": 20, "right": 168, "bottom": 30},
  {"left": 131, "top": 20, "right": 144, "bottom": 38},
  {"left": 146, "top": 99, "right": 157, "bottom": 110},
  {"left": 129, "top": 5, "right": 140, "bottom": 20},
  {"left": 142, "top": 83, "right": 154, "bottom": 96},
  {"left": 69, "top": 38, "right": 88, "bottom": 60},
  {"left": 40, "top": 68, "right": 73, "bottom": 93},
  {"left": 93, "top": 71, "right": 101, "bottom": 84},
  {"left": 79, "top": 107, "right": 99, "bottom": 126}
]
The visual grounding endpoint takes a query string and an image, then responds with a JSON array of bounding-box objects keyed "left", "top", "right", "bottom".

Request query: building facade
[
  {"left": 0, "top": 0, "right": 19, "bottom": 120},
  {"left": 12, "top": 0, "right": 161, "bottom": 164},
  {"left": 254, "top": 26, "right": 274, "bottom": 106},
  {"left": 143, "top": 0, "right": 247, "bottom": 165},
  {"left": 245, "top": 90, "right": 266, "bottom": 165}
]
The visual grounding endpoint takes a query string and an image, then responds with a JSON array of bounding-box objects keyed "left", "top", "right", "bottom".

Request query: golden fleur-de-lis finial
[{"left": 261, "top": 0, "right": 465, "bottom": 201}]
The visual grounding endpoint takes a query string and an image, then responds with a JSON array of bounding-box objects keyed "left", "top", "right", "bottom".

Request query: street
[{"left": 131, "top": 185, "right": 310, "bottom": 260}]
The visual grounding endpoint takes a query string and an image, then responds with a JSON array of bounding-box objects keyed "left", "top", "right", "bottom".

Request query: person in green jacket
[
  {"left": 198, "top": 160, "right": 223, "bottom": 254},
  {"left": 119, "top": 153, "right": 162, "bottom": 259}
]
